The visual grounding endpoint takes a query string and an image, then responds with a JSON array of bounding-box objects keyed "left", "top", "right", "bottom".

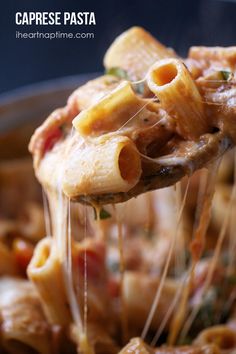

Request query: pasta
[
  {"left": 0, "top": 277, "right": 51, "bottom": 354},
  {"left": 122, "top": 271, "right": 179, "bottom": 332},
  {"left": 29, "top": 27, "right": 236, "bottom": 203},
  {"left": 194, "top": 326, "right": 236, "bottom": 352},
  {"left": 119, "top": 338, "right": 220, "bottom": 354},
  {"left": 72, "top": 81, "right": 146, "bottom": 136},
  {"left": 146, "top": 58, "right": 209, "bottom": 139},
  {"left": 62, "top": 134, "right": 142, "bottom": 197},
  {"left": 104, "top": 27, "right": 176, "bottom": 81},
  {"left": 2, "top": 26, "right": 236, "bottom": 354},
  {"left": 27, "top": 237, "right": 72, "bottom": 326}
]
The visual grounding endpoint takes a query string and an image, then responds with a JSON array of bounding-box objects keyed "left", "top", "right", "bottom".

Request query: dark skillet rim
[
  {"left": 0, "top": 72, "right": 100, "bottom": 133},
  {"left": 0, "top": 72, "right": 99, "bottom": 105}
]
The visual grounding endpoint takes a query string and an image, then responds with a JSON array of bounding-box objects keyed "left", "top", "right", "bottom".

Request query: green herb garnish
[
  {"left": 220, "top": 70, "right": 232, "bottom": 81},
  {"left": 106, "top": 67, "right": 129, "bottom": 80},
  {"left": 93, "top": 207, "right": 111, "bottom": 220},
  {"left": 59, "top": 123, "right": 67, "bottom": 135},
  {"left": 100, "top": 208, "right": 111, "bottom": 219},
  {"left": 134, "top": 81, "right": 145, "bottom": 95},
  {"left": 227, "top": 275, "right": 236, "bottom": 285}
]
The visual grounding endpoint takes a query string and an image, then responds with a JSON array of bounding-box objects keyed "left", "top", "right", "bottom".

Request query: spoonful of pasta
[{"left": 29, "top": 27, "right": 236, "bottom": 205}]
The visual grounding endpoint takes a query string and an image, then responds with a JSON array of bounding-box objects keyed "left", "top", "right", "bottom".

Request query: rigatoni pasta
[
  {"left": 189, "top": 46, "right": 236, "bottom": 67},
  {"left": 194, "top": 326, "right": 236, "bottom": 352},
  {"left": 2, "top": 25, "right": 236, "bottom": 354},
  {"left": 72, "top": 81, "right": 146, "bottom": 136},
  {"left": 0, "top": 277, "right": 51, "bottom": 354},
  {"left": 30, "top": 29, "right": 236, "bottom": 204},
  {"left": 62, "top": 134, "right": 141, "bottom": 197},
  {"left": 122, "top": 271, "right": 179, "bottom": 332},
  {"left": 119, "top": 338, "right": 220, "bottom": 354},
  {"left": 104, "top": 26, "right": 176, "bottom": 81},
  {"left": 146, "top": 58, "right": 209, "bottom": 139},
  {"left": 27, "top": 237, "right": 72, "bottom": 326}
]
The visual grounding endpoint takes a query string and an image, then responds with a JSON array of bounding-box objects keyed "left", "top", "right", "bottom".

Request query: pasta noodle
[
  {"left": 123, "top": 271, "right": 178, "bottom": 332},
  {"left": 189, "top": 46, "right": 236, "bottom": 67},
  {"left": 119, "top": 338, "right": 220, "bottom": 354},
  {"left": 62, "top": 134, "right": 142, "bottom": 197},
  {"left": 194, "top": 326, "right": 236, "bottom": 352},
  {"left": 104, "top": 27, "right": 176, "bottom": 81},
  {"left": 0, "top": 277, "right": 51, "bottom": 354},
  {"left": 27, "top": 237, "right": 72, "bottom": 326},
  {"left": 146, "top": 58, "right": 209, "bottom": 139},
  {"left": 72, "top": 81, "right": 148, "bottom": 136},
  {"left": 2, "top": 26, "right": 236, "bottom": 354}
]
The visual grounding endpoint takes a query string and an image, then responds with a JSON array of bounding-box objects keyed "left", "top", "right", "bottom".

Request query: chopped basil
[
  {"left": 100, "top": 208, "right": 112, "bottom": 219},
  {"left": 220, "top": 70, "right": 232, "bottom": 81},
  {"left": 227, "top": 275, "right": 236, "bottom": 285},
  {"left": 133, "top": 81, "right": 145, "bottom": 95},
  {"left": 93, "top": 207, "right": 111, "bottom": 220},
  {"left": 59, "top": 123, "right": 67, "bottom": 134},
  {"left": 106, "top": 67, "right": 129, "bottom": 79}
]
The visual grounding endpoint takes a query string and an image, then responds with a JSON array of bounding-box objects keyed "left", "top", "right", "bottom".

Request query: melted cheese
[
  {"left": 179, "top": 161, "right": 233, "bottom": 342},
  {"left": 141, "top": 183, "right": 189, "bottom": 341}
]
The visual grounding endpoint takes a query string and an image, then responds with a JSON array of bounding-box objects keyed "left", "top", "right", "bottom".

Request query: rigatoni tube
[
  {"left": 62, "top": 135, "right": 142, "bottom": 198},
  {"left": 73, "top": 81, "right": 145, "bottom": 137},
  {"left": 122, "top": 271, "right": 178, "bottom": 331},
  {"left": 104, "top": 26, "right": 176, "bottom": 81},
  {"left": 0, "top": 277, "right": 51, "bottom": 354},
  {"left": 27, "top": 237, "right": 72, "bottom": 326},
  {"left": 147, "top": 58, "right": 209, "bottom": 139},
  {"left": 194, "top": 325, "right": 236, "bottom": 351}
]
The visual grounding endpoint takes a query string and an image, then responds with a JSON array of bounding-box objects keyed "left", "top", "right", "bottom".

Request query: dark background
[{"left": 0, "top": 0, "right": 236, "bottom": 94}]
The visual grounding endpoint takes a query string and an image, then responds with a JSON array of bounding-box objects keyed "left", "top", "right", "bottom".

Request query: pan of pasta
[{"left": 1, "top": 26, "right": 236, "bottom": 354}]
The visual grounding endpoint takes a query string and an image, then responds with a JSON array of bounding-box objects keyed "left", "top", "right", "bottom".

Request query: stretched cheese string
[
  {"left": 151, "top": 181, "right": 189, "bottom": 346},
  {"left": 117, "top": 95, "right": 158, "bottom": 131},
  {"left": 43, "top": 127, "right": 93, "bottom": 352},
  {"left": 42, "top": 190, "right": 51, "bottom": 236},
  {"left": 66, "top": 197, "right": 84, "bottom": 330},
  {"left": 141, "top": 181, "right": 189, "bottom": 341},
  {"left": 179, "top": 163, "right": 236, "bottom": 341},
  {"left": 166, "top": 180, "right": 192, "bottom": 345},
  {"left": 180, "top": 197, "right": 234, "bottom": 341},
  {"left": 174, "top": 182, "right": 188, "bottom": 276},
  {"left": 113, "top": 204, "right": 129, "bottom": 343},
  {"left": 59, "top": 129, "right": 83, "bottom": 332},
  {"left": 151, "top": 272, "right": 188, "bottom": 346},
  {"left": 82, "top": 203, "right": 88, "bottom": 339},
  {"left": 168, "top": 162, "right": 219, "bottom": 344}
]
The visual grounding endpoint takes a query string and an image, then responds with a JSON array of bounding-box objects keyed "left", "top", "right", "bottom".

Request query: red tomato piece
[{"left": 13, "top": 238, "right": 34, "bottom": 274}]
